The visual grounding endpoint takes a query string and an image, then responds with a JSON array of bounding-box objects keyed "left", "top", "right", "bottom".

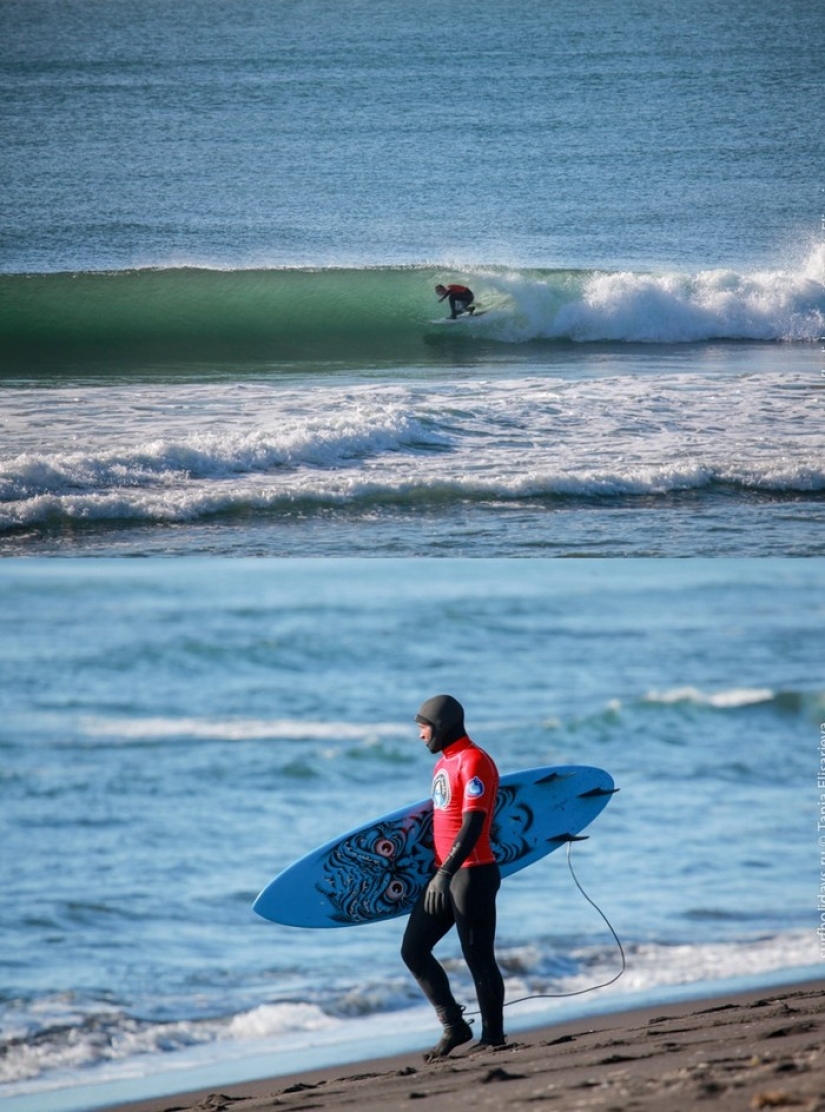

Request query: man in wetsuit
[
  {"left": 401, "top": 694, "right": 506, "bottom": 1061},
  {"left": 435, "top": 283, "right": 475, "bottom": 319}
]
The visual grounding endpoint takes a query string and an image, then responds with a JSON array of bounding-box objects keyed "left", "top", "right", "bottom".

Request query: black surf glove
[
  {"left": 424, "top": 869, "right": 452, "bottom": 915},
  {"left": 424, "top": 811, "right": 487, "bottom": 915}
]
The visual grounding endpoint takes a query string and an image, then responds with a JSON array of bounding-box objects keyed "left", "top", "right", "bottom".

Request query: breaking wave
[{"left": 2, "top": 251, "right": 823, "bottom": 373}]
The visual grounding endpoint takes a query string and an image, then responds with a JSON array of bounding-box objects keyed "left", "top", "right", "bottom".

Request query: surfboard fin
[
  {"left": 577, "top": 786, "right": 619, "bottom": 798},
  {"left": 548, "top": 833, "right": 589, "bottom": 844},
  {"left": 536, "top": 770, "right": 577, "bottom": 785}
]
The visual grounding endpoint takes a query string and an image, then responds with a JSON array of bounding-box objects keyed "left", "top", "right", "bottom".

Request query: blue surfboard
[{"left": 253, "top": 764, "right": 617, "bottom": 928}]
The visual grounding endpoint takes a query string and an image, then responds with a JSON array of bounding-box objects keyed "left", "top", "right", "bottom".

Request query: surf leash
[{"left": 502, "top": 839, "right": 626, "bottom": 1011}]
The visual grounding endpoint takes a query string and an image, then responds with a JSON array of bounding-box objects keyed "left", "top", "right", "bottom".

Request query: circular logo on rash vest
[
  {"left": 432, "top": 770, "right": 450, "bottom": 810},
  {"left": 465, "top": 776, "right": 485, "bottom": 799}
]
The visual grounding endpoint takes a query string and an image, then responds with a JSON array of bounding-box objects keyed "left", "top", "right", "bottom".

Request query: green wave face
[
  {"left": 3, "top": 259, "right": 823, "bottom": 377},
  {"left": 0, "top": 266, "right": 483, "bottom": 372}
]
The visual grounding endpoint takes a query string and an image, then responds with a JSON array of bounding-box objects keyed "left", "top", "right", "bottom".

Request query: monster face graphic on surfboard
[{"left": 253, "top": 765, "right": 617, "bottom": 928}]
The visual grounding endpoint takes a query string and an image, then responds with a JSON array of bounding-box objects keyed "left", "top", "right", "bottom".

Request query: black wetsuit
[
  {"left": 401, "top": 701, "right": 505, "bottom": 1046},
  {"left": 401, "top": 861, "right": 505, "bottom": 1042},
  {"left": 439, "top": 284, "right": 475, "bottom": 319}
]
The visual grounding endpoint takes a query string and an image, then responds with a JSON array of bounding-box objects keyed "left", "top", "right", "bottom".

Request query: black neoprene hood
[{"left": 415, "top": 694, "right": 466, "bottom": 751}]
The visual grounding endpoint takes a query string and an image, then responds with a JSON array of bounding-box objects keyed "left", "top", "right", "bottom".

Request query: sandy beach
[{"left": 100, "top": 979, "right": 824, "bottom": 1112}]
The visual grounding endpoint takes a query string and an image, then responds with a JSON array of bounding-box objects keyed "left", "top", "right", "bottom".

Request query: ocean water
[
  {"left": 1, "top": 0, "right": 824, "bottom": 555},
  {"left": 1, "top": 2, "right": 823, "bottom": 1105},
  {"left": 0, "top": 559, "right": 822, "bottom": 1110}
]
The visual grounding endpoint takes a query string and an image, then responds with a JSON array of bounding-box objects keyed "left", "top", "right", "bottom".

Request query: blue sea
[
  {"left": 1, "top": 0, "right": 824, "bottom": 555},
  {"left": 0, "top": 559, "right": 823, "bottom": 1110},
  {"left": 1, "top": 2, "right": 824, "bottom": 1108}
]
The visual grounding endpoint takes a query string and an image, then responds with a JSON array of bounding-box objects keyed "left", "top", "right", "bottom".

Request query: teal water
[{"left": 0, "top": 560, "right": 822, "bottom": 1108}]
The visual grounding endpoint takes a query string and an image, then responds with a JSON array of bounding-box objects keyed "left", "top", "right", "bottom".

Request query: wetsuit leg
[
  {"left": 401, "top": 888, "right": 461, "bottom": 1017},
  {"left": 449, "top": 289, "right": 474, "bottom": 317},
  {"left": 450, "top": 864, "right": 505, "bottom": 1041}
]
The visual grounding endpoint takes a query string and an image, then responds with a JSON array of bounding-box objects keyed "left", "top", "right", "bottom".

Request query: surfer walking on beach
[
  {"left": 435, "top": 283, "right": 475, "bottom": 319},
  {"left": 401, "top": 694, "right": 506, "bottom": 1061}
]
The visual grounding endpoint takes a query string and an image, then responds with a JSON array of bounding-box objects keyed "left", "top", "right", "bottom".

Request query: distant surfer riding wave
[{"left": 435, "top": 283, "right": 475, "bottom": 319}]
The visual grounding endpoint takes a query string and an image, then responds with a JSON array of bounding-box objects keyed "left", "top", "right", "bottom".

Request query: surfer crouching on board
[
  {"left": 401, "top": 694, "right": 506, "bottom": 1060},
  {"left": 435, "top": 283, "right": 475, "bottom": 319}
]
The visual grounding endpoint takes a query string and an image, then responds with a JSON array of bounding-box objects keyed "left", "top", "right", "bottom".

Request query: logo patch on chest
[{"left": 432, "top": 770, "right": 450, "bottom": 809}]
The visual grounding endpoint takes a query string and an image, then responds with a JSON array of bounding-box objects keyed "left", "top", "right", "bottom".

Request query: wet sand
[{"left": 99, "top": 979, "right": 824, "bottom": 1112}]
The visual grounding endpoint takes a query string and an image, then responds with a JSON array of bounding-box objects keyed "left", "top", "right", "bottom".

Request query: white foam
[
  {"left": 79, "top": 715, "right": 400, "bottom": 742},
  {"left": 226, "top": 1002, "right": 338, "bottom": 1040},
  {"left": 596, "top": 931, "right": 818, "bottom": 997},
  {"left": 478, "top": 251, "right": 825, "bottom": 343},
  {"left": 1, "top": 364, "right": 822, "bottom": 532},
  {"left": 495, "top": 931, "right": 819, "bottom": 1026},
  {"left": 0, "top": 1015, "right": 212, "bottom": 1085},
  {"left": 642, "top": 686, "right": 776, "bottom": 709},
  {"left": 0, "top": 403, "right": 434, "bottom": 498}
]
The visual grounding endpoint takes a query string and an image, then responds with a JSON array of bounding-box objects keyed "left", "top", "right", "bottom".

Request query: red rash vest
[{"left": 431, "top": 735, "right": 499, "bottom": 867}]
